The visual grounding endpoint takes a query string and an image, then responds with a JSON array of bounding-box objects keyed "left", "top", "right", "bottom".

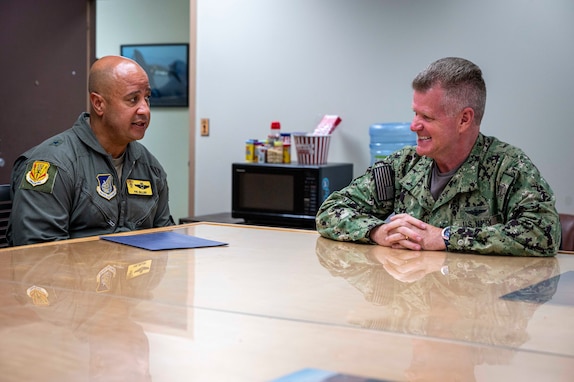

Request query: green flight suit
[{"left": 7, "top": 113, "right": 174, "bottom": 246}]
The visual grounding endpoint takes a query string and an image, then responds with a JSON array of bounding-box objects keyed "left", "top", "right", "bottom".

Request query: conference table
[{"left": 0, "top": 222, "right": 572, "bottom": 381}]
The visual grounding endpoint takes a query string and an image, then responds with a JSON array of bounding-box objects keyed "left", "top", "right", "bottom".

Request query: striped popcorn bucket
[{"left": 292, "top": 133, "right": 331, "bottom": 165}]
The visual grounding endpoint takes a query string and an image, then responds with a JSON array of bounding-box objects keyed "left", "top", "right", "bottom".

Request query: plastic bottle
[
  {"left": 282, "top": 143, "right": 291, "bottom": 164},
  {"left": 369, "top": 122, "right": 417, "bottom": 165},
  {"left": 268, "top": 121, "right": 281, "bottom": 144},
  {"left": 280, "top": 133, "right": 291, "bottom": 164},
  {"left": 253, "top": 141, "right": 263, "bottom": 163}
]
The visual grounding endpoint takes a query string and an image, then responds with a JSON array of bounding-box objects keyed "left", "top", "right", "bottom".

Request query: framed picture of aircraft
[{"left": 120, "top": 43, "right": 189, "bottom": 107}]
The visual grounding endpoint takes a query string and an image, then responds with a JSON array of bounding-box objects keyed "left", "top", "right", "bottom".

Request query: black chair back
[
  {"left": 559, "top": 213, "right": 574, "bottom": 252},
  {"left": 0, "top": 184, "right": 11, "bottom": 248}
]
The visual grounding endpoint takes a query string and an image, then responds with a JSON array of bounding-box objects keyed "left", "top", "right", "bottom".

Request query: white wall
[
  {"left": 98, "top": 0, "right": 574, "bottom": 218},
  {"left": 96, "top": 0, "right": 190, "bottom": 223},
  {"left": 196, "top": 0, "right": 574, "bottom": 215}
]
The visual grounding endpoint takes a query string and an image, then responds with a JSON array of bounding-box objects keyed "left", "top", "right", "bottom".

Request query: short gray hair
[{"left": 412, "top": 57, "right": 486, "bottom": 124}]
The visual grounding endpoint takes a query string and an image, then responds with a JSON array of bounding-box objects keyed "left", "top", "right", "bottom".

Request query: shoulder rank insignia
[
  {"left": 21, "top": 160, "right": 58, "bottom": 194},
  {"left": 96, "top": 174, "right": 117, "bottom": 200},
  {"left": 126, "top": 179, "right": 153, "bottom": 196}
]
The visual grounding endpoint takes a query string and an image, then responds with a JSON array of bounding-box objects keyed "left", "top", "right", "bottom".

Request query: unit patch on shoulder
[
  {"left": 127, "top": 179, "right": 153, "bottom": 196},
  {"left": 96, "top": 174, "right": 117, "bottom": 200},
  {"left": 27, "top": 285, "right": 50, "bottom": 306},
  {"left": 21, "top": 160, "right": 58, "bottom": 193},
  {"left": 96, "top": 264, "right": 117, "bottom": 293}
]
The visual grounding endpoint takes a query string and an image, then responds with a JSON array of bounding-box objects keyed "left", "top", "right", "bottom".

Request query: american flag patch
[{"left": 373, "top": 165, "right": 394, "bottom": 201}]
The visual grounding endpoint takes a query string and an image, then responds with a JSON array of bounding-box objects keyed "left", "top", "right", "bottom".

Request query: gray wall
[
  {"left": 99, "top": 0, "right": 574, "bottom": 217},
  {"left": 196, "top": 0, "right": 574, "bottom": 215}
]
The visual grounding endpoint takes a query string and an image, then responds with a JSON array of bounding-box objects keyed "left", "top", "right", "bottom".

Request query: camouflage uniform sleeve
[
  {"left": 446, "top": 150, "right": 561, "bottom": 257},
  {"left": 315, "top": 162, "right": 395, "bottom": 243}
]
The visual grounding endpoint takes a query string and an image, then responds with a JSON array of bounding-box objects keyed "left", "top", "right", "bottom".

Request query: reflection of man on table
[
  {"left": 9, "top": 242, "right": 168, "bottom": 381},
  {"left": 315, "top": 237, "right": 560, "bottom": 381}
]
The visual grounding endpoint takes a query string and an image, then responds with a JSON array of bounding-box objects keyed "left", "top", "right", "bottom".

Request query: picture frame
[{"left": 120, "top": 43, "right": 189, "bottom": 107}]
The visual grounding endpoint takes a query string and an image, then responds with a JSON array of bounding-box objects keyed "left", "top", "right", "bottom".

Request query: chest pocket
[
  {"left": 127, "top": 191, "right": 159, "bottom": 227},
  {"left": 451, "top": 171, "right": 515, "bottom": 228}
]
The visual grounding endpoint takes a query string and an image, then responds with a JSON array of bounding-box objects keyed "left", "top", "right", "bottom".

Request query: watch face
[{"left": 442, "top": 227, "right": 450, "bottom": 240}]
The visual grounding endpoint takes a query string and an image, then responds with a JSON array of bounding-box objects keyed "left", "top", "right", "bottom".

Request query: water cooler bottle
[{"left": 369, "top": 122, "right": 417, "bottom": 165}]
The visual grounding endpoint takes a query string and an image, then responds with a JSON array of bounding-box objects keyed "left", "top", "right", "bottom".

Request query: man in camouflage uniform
[{"left": 316, "top": 57, "right": 560, "bottom": 256}]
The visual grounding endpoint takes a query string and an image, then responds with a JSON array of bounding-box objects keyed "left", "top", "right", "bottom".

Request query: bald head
[
  {"left": 88, "top": 55, "right": 148, "bottom": 97},
  {"left": 87, "top": 55, "right": 152, "bottom": 157}
]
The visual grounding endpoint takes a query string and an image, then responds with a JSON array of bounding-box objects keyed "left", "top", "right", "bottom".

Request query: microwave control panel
[{"left": 303, "top": 174, "right": 318, "bottom": 214}]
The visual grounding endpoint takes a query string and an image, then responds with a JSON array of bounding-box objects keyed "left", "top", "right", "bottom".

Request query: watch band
[{"left": 441, "top": 226, "right": 451, "bottom": 250}]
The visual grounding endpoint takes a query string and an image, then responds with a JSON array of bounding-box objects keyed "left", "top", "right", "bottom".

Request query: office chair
[
  {"left": 0, "top": 184, "right": 11, "bottom": 248},
  {"left": 559, "top": 213, "right": 574, "bottom": 252}
]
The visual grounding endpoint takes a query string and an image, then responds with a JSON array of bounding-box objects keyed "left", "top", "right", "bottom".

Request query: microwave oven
[{"left": 232, "top": 162, "right": 353, "bottom": 229}]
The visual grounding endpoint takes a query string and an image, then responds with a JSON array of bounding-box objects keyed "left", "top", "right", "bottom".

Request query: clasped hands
[
  {"left": 369, "top": 245, "right": 447, "bottom": 283},
  {"left": 369, "top": 213, "right": 446, "bottom": 251}
]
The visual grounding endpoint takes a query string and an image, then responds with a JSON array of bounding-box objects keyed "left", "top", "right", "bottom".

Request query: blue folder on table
[{"left": 100, "top": 231, "right": 228, "bottom": 251}]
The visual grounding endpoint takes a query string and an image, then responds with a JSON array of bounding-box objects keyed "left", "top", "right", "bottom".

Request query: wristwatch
[{"left": 441, "top": 226, "right": 451, "bottom": 250}]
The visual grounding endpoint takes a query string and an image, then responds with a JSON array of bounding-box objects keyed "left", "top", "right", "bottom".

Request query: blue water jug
[{"left": 369, "top": 122, "right": 417, "bottom": 165}]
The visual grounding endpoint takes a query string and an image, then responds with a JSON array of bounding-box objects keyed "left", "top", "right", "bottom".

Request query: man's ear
[
  {"left": 90, "top": 92, "right": 105, "bottom": 116},
  {"left": 458, "top": 107, "right": 475, "bottom": 132}
]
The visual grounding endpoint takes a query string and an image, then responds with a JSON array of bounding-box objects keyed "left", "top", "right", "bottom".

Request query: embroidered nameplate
[{"left": 127, "top": 179, "right": 153, "bottom": 196}]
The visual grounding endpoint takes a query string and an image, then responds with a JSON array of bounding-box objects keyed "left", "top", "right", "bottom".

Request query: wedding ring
[{"left": 404, "top": 234, "right": 409, "bottom": 241}]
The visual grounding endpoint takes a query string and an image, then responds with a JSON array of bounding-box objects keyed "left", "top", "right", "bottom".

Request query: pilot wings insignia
[{"left": 127, "top": 179, "right": 153, "bottom": 196}]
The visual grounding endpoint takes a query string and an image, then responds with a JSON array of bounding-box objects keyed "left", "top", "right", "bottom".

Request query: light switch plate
[{"left": 200, "top": 118, "right": 209, "bottom": 136}]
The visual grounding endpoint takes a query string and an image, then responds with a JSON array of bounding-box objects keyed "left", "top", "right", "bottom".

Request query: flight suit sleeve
[
  {"left": 8, "top": 157, "right": 74, "bottom": 246},
  {"left": 152, "top": 171, "right": 175, "bottom": 227}
]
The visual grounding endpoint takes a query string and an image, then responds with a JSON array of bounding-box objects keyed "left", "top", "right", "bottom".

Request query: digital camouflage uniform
[{"left": 316, "top": 133, "right": 560, "bottom": 256}]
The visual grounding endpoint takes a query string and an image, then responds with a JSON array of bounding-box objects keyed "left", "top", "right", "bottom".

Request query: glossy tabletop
[{"left": 0, "top": 223, "right": 572, "bottom": 381}]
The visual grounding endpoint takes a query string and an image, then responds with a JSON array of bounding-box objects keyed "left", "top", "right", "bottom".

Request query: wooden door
[{"left": 0, "top": 0, "right": 95, "bottom": 184}]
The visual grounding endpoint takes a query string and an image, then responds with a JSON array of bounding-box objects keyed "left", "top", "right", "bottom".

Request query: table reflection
[
  {"left": 9, "top": 241, "right": 168, "bottom": 381},
  {"left": 315, "top": 237, "right": 560, "bottom": 381}
]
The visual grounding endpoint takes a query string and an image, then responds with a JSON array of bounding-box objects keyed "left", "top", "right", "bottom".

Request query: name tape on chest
[{"left": 127, "top": 179, "right": 153, "bottom": 196}]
